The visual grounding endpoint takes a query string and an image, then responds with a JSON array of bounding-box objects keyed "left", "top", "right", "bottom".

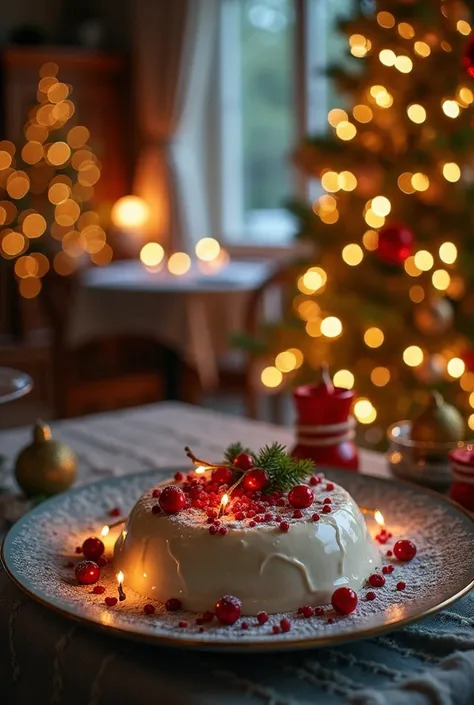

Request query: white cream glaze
[{"left": 114, "top": 480, "right": 381, "bottom": 615}]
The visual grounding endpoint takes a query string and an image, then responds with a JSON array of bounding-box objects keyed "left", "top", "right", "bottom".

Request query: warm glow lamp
[{"left": 111, "top": 195, "right": 150, "bottom": 229}]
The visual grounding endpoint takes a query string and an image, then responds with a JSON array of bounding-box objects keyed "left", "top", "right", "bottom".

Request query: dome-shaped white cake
[{"left": 114, "top": 473, "right": 380, "bottom": 615}]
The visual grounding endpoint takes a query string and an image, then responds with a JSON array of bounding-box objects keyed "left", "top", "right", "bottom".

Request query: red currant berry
[
  {"left": 75, "top": 546, "right": 82, "bottom": 554},
  {"left": 393, "top": 540, "right": 417, "bottom": 562},
  {"left": 92, "top": 585, "right": 106, "bottom": 594},
  {"left": 314, "top": 607, "right": 324, "bottom": 616},
  {"left": 159, "top": 485, "right": 186, "bottom": 514},
  {"left": 81, "top": 537, "right": 105, "bottom": 561},
  {"left": 368, "top": 573, "right": 385, "bottom": 588},
  {"left": 249, "top": 520, "right": 256, "bottom": 527},
  {"left": 109, "top": 507, "right": 121, "bottom": 517},
  {"left": 396, "top": 581, "right": 406, "bottom": 591},
  {"left": 323, "top": 497, "right": 332, "bottom": 504},
  {"left": 327, "top": 618, "right": 335, "bottom": 625},
  {"left": 302, "top": 606, "right": 314, "bottom": 618},
  {"left": 326, "top": 482, "right": 335, "bottom": 491},
  {"left": 272, "top": 625, "right": 281, "bottom": 634},
  {"left": 257, "top": 611, "right": 269, "bottom": 625},
  {"left": 312, "top": 513, "right": 320, "bottom": 522},
  {"left": 215, "top": 594, "right": 242, "bottom": 625},
  {"left": 331, "top": 587, "right": 358, "bottom": 615},
  {"left": 233, "top": 453, "right": 254, "bottom": 471},
  {"left": 152, "top": 488, "right": 161, "bottom": 498},
  {"left": 218, "top": 526, "right": 228, "bottom": 536},
  {"left": 243, "top": 469, "right": 269, "bottom": 492},
  {"left": 178, "top": 621, "right": 188, "bottom": 628},
  {"left": 388, "top": 565, "right": 394, "bottom": 573},
  {"left": 209, "top": 525, "right": 217, "bottom": 535},
  {"left": 309, "top": 476, "right": 320, "bottom": 486},
  {"left": 288, "top": 485, "right": 314, "bottom": 509},
  {"left": 75, "top": 560, "right": 100, "bottom": 585},
  {"left": 386, "top": 550, "right": 393, "bottom": 557},
  {"left": 212, "top": 467, "right": 233, "bottom": 485},
  {"left": 241, "top": 622, "right": 249, "bottom": 630},
  {"left": 280, "top": 521, "right": 290, "bottom": 532},
  {"left": 144, "top": 604, "right": 155, "bottom": 615},
  {"left": 165, "top": 597, "right": 182, "bottom": 611},
  {"left": 382, "top": 566, "right": 389, "bottom": 575},
  {"left": 280, "top": 618, "right": 291, "bottom": 632},
  {"left": 293, "top": 509, "right": 303, "bottom": 519},
  {"left": 322, "top": 505, "right": 332, "bottom": 514},
  {"left": 174, "top": 472, "right": 184, "bottom": 482},
  {"left": 366, "top": 591, "right": 376, "bottom": 601},
  {"left": 105, "top": 597, "right": 117, "bottom": 607}
]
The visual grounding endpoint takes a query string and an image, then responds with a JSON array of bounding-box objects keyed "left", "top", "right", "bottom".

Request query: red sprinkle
[
  {"left": 218, "top": 527, "right": 228, "bottom": 536},
  {"left": 327, "top": 618, "right": 334, "bottom": 624},
  {"left": 105, "top": 597, "right": 117, "bottom": 607},
  {"left": 92, "top": 585, "right": 106, "bottom": 594},
  {"left": 165, "top": 598, "right": 182, "bottom": 611},
  {"left": 388, "top": 565, "right": 394, "bottom": 573},
  {"left": 144, "top": 604, "right": 155, "bottom": 615},
  {"left": 322, "top": 505, "right": 332, "bottom": 514},
  {"left": 314, "top": 607, "right": 324, "bottom": 616},
  {"left": 326, "top": 483, "right": 334, "bottom": 491},
  {"left": 368, "top": 573, "right": 385, "bottom": 588},
  {"left": 310, "top": 476, "right": 321, "bottom": 486},
  {"left": 152, "top": 489, "right": 161, "bottom": 498},
  {"left": 293, "top": 509, "right": 303, "bottom": 519},
  {"left": 241, "top": 622, "right": 249, "bottom": 630},
  {"left": 280, "top": 618, "right": 291, "bottom": 632},
  {"left": 257, "top": 611, "right": 269, "bottom": 625},
  {"left": 272, "top": 625, "right": 281, "bottom": 634},
  {"left": 209, "top": 525, "right": 217, "bottom": 535},
  {"left": 302, "top": 606, "right": 314, "bottom": 618},
  {"left": 312, "top": 513, "right": 320, "bottom": 522},
  {"left": 249, "top": 520, "right": 256, "bottom": 527},
  {"left": 178, "top": 621, "right": 188, "bottom": 628},
  {"left": 174, "top": 472, "right": 184, "bottom": 482},
  {"left": 280, "top": 521, "right": 290, "bottom": 532},
  {"left": 109, "top": 507, "right": 121, "bottom": 517},
  {"left": 386, "top": 550, "right": 393, "bottom": 557},
  {"left": 323, "top": 497, "right": 332, "bottom": 504},
  {"left": 366, "top": 591, "right": 376, "bottom": 601},
  {"left": 396, "top": 581, "right": 406, "bottom": 591}
]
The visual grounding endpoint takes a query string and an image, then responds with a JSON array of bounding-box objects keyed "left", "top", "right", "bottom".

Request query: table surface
[{"left": 0, "top": 403, "right": 473, "bottom": 705}]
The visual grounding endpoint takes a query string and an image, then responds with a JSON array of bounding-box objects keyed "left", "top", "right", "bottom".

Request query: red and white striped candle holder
[{"left": 449, "top": 446, "right": 474, "bottom": 514}]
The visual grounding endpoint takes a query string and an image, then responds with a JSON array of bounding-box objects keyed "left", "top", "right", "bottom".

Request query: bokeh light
[
  {"left": 371, "top": 196, "right": 391, "bottom": 217},
  {"left": 353, "top": 105, "right": 373, "bottom": 123},
  {"left": 21, "top": 141, "right": 43, "bottom": 164},
  {"left": 403, "top": 345, "right": 423, "bottom": 367},
  {"left": 19, "top": 278, "right": 41, "bottom": 299},
  {"left": 55, "top": 199, "right": 80, "bottom": 226},
  {"left": 67, "top": 126, "right": 90, "bottom": 149},
  {"left": 407, "top": 104, "right": 426, "bottom": 124},
  {"left": 439, "top": 242, "right": 457, "bottom": 264},
  {"left": 328, "top": 109, "right": 348, "bottom": 127},
  {"left": 333, "top": 369, "right": 354, "bottom": 389},
  {"left": 442, "top": 162, "right": 461, "bottom": 182},
  {"left": 354, "top": 398, "right": 377, "bottom": 424},
  {"left": 404, "top": 256, "right": 422, "bottom": 277},
  {"left": 6, "top": 171, "right": 30, "bottom": 199},
  {"left": 398, "top": 22, "right": 415, "bottom": 39},
  {"left": 195, "top": 237, "right": 220, "bottom": 262},
  {"left": 442, "top": 100, "right": 460, "bottom": 118},
  {"left": 321, "top": 171, "right": 340, "bottom": 192},
  {"left": 140, "top": 242, "right": 165, "bottom": 268},
  {"left": 457, "top": 20, "right": 471, "bottom": 35},
  {"left": 395, "top": 56, "right": 413, "bottom": 73},
  {"left": 261, "top": 366, "right": 283, "bottom": 388},
  {"left": 362, "top": 230, "right": 378, "bottom": 251},
  {"left": 364, "top": 327, "right": 384, "bottom": 348},
  {"left": 48, "top": 182, "right": 71, "bottom": 204},
  {"left": 275, "top": 350, "right": 298, "bottom": 372},
  {"left": 371, "top": 367, "right": 390, "bottom": 387},
  {"left": 47, "top": 141, "right": 71, "bottom": 166},
  {"left": 335, "top": 121, "right": 357, "bottom": 141},
  {"left": 432, "top": 269, "right": 451, "bottom": 291},
  {"left": 447, "top": 357, "right": 465, "bottom": 378},
  {"left": 111, "top": 196, "right": 150, "bottom": 229},
  {"left": 379, "top": 49, "right": 396, "bottom": 66},
  {"left": 414, "top": 41, "right": 431, "bottom": 57},
  {"left": 414, "top": 250, "right": 434, "bottom": 271},
  {"left": 398, "top": 172, "right": 415, "bottom": 194},
  {"left": 168, "top": 252, "right": 191, "bottom": 275},
  {"left": 22, "top": 213, "right": 46, "bottom": 239},
  {"left": 287, "top": 348, "right": 303, "bottom": 369},
  {"left": 1, "top": 231, "right": 25, "bottom": 257},
  {"left": 342, "top": 243, "right": 363, "bottom": 266},
  {"left": 320, "top": 316, "right": 342, "bottom": 338},
  {"left": 338, "top": 171, "right": 357, "bottom": 191},
  {"left": 377, "top": 11, "right": 395, "bottom": 28},
  {"left": 411, "top": 173, "right": 430, "bottom": 191}
]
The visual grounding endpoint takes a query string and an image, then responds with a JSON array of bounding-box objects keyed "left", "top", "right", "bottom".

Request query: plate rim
[{"left": 2, "top": 468, "right": 474, "bottom": 652}]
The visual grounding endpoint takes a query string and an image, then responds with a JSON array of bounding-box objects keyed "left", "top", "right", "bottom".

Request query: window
[{"left": 219, "top": 0, "right": 352, "bottom": 246}]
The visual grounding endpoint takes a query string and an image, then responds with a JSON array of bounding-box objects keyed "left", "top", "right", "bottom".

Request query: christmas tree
[
  {"left": 257, "top": 0, "right": 474, "bottom": 446},
  {"left": 0, "top": 61, "right": 109, "bottom": 301}
]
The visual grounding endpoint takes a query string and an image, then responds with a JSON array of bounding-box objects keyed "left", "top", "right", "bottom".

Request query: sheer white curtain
[{"left": 133, "top": 0, "right": 218, "bottom": 252}]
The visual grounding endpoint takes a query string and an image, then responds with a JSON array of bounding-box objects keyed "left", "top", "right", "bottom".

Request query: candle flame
[
  {"left": 117, "top": 571, "right": 124, "bottom": 584},
  {"left": 101, "top": 525, "right": 110, "bottom": 537},
  {"left": 374, "top": 510, "right": 385, "bottom": 526},
  {"left": 195, "top": 465, "right": 206, "bottom": 474},
  {"left": 122, "top": 530, "right": 128, "bottom": 540},
  {"left": 221, "top": 493, "right": 229, "bottom": 509}
]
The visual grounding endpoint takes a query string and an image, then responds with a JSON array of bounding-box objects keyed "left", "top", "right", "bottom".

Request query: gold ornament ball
[
  {"left": 411, "top": 391, "right": 465, "bottom": 444},
  {"left": 15, "top": 420, "right": 77, "bottom": 497}
]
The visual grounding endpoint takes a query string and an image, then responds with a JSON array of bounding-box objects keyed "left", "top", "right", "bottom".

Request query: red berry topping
[
  {"left": 309, "top": 476, "right": 320, "bottom": 486},
  {"left": 215, "top": 594, "right": 242, "bottom": 625},
  {"left": 178, "top": 621, "right": 188, "bottom": 628},
  {"left": 326, "top": 482, "right": 335, "bottom": 491},
  {"left": 75, "top": 560, "right": 100, "bottom": 585},
  {"left": 368, "top": 573, "right": 385, "bottom": 588},
  {"left": 322, "top": 505, "right": 332, "bottom": 514},
  {"left": 152, "top": 488, "right": 161, "bottom": 498},
  {"left": 288, "top": 485, "right": 314, "bottom": 509},
  {"left": 109, "top": 507, "right": 121, "bottom": 517},
  {"left": 382, "top": 566, "right": 389, "bottom": 575},
  {"left": 159, "top": 485, "right": 186, "bottom": 514},
  {"left": 92, "top": 585, "right": 106, "bottom": 594},
  {"left": 249, "top": 520, "right": 256, "bottom": 527},
  {"left": 174, "top": 472, "right": 184, "bottom": 482},
  {"left": 165, "top": 598, "right": 182, "bottom": 611},
  {"left": 75, "top": 546, "right": 82, "bottom": 554},
  {"left": 218, "top": 526, "right": 228, "bottom": 536},
  {"left": 241, "top": 621, "right": 249, "bottom": 630},
  {"left": 280, "top": 618, "right": 291, "bottom": 632},
  {"left": 293, "top": 509, "right": 303, "bottom": 519},
  {"left": 388, "top": 565, "right": 394, "bottom": 573},
  {"left": 280, "top": 521, "right": 290, "bottom": 532},
  {"left": 243, "top": 468, "right": 269, "bottom": 492},
  {"left": 234, "top": 453, "right": 254, "bottom": 471},
  {"left": 272, "top": 625, "right": 281, "bottom": 634},
  {"left": 314, "top": 607, "right": 324, "bottom": 616},
  {"left": 386, "top": 550, "right": 393, "bottom": 557},
  {"left": 143, "top": 604, "right": 155, "bottom": 614},
  {"left": 323, "top": 497, "right": 332, "bottom": 504},
  {"left": 396, "top": 581, "right": 406, "bottom": 591},
  {"left": 331, "top": 587, "right": 358, "bottom": 615},
  {"left": 312, "top": 513, "right": 320, "bottom": 522},
  {"left": 393, "top": 540, "right": 417, "bottom": 562},
  {"left": 366, "top": 591, "right": 376, "bottom": 601},
  {"left": 105, "top": 597, "right": 117, "bottom": 607},
  {"left": 327, "top": 617, "right": 335, "bottom": 624},
  {"left": 257, "top": 611, "right": 269, "bottom": 625},
  {"left": 209, "top": 525, "right": 217, "bottom": 535},
  {"left": 82, "top": 537, "right": 105, "bottom": 561},
  {"left": 302, "top": 606, "right": 314, "bottom": 618},
  {"left": 212, "top": 467, "right": 233, "bottom": 485}
]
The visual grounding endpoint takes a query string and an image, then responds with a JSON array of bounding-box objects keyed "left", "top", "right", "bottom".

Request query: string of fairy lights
[
  {"left": 0, "top": 62, "right": 110, "bottom": 300},
  {"left": 260, "top": 4, "right": 474, "bottom": 430}
]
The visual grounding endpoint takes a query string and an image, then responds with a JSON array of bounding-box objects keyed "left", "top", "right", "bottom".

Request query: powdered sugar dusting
[{"left": 4, "top": 469, "right": 474, "bottom": 650}]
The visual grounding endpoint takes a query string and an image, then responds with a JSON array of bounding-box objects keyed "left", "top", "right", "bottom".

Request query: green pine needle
[{"left": 224, "top": 442, "right": 253, "bottom": 465}]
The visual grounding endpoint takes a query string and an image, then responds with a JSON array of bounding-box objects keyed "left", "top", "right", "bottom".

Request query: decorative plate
[{"left": 2, "top": 468, "right": 474, "bottom": 652}]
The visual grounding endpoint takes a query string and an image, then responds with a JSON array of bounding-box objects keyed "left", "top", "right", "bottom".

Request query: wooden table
[{"left": 1, "top": 404, "right": 468, "bottom": 705}]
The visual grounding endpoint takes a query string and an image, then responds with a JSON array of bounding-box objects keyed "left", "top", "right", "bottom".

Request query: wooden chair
[{"left": 40, "top": 266, "right": 172, "bottom": 419}]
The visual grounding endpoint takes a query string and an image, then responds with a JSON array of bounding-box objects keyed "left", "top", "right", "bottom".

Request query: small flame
[
  {"left": 221, "top": 493, "right": 229, "bottom": 509},
  {"left": 101, "top": 525, "right": 110, "bottom": 537},
  {"left": 117, "top": 571, "right": 124, "bottom": 584},
  {"left": 195, "top": 465, "right": 206, "bottom": 474},
  {"left": 374, "top": 510, "right": 385, "bottom": 527},
  {"left": 122, "top": 530, "right": 128, "bottom": 540}
]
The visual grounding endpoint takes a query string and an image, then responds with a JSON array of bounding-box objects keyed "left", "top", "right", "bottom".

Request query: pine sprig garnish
[
  {"left": 224, "top": 442, "right": 253, "bottom": 465},
  {"left": 252, "top": 442, "right": 314, "bottom": 492}
]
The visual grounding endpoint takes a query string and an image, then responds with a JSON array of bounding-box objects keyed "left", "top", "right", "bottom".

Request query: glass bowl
[{"left": 0, "top": 367, "right": 33, "bottom": 405}]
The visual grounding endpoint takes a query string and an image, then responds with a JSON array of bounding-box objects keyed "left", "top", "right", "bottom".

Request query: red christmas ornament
[
  {"left": 375, "top": 223, "right": 413, "bottom": 265},
  {"left": 75, "top": 560, "right": 100, "bottom": 585},
  {"left": 234, "top": 453, "right": 254, "bottom": 471},
  {"left": 81, "top": 537, "right": 105, "bottom": 561},
  {"left": 215, "top": 594, "right": 242, "bottom": 625},
  {"left": 158, "top": 486, "right": 186, "bottom": 514},
  {"left": 212, "top": 467, "right": 233, "bottom": 485},
  {"left": 393, "top": 539, "right": 417, "bottom": 562},
  {"left": 243, "top": 468, "right": 269, "bottom": 492},
  {"left": 462, "top": 35, "right": 474, "bottom": 78},
  {"left": 288, "top": 485, "right": 314, "bottom": 509},
  {"left": 331, "top": 587, "right": 358, "bottom": 615}
]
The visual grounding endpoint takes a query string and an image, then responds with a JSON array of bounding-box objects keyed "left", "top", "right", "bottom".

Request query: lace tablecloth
[{"left": 0, "top": 403, "right": 473, "bottom": 705}]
